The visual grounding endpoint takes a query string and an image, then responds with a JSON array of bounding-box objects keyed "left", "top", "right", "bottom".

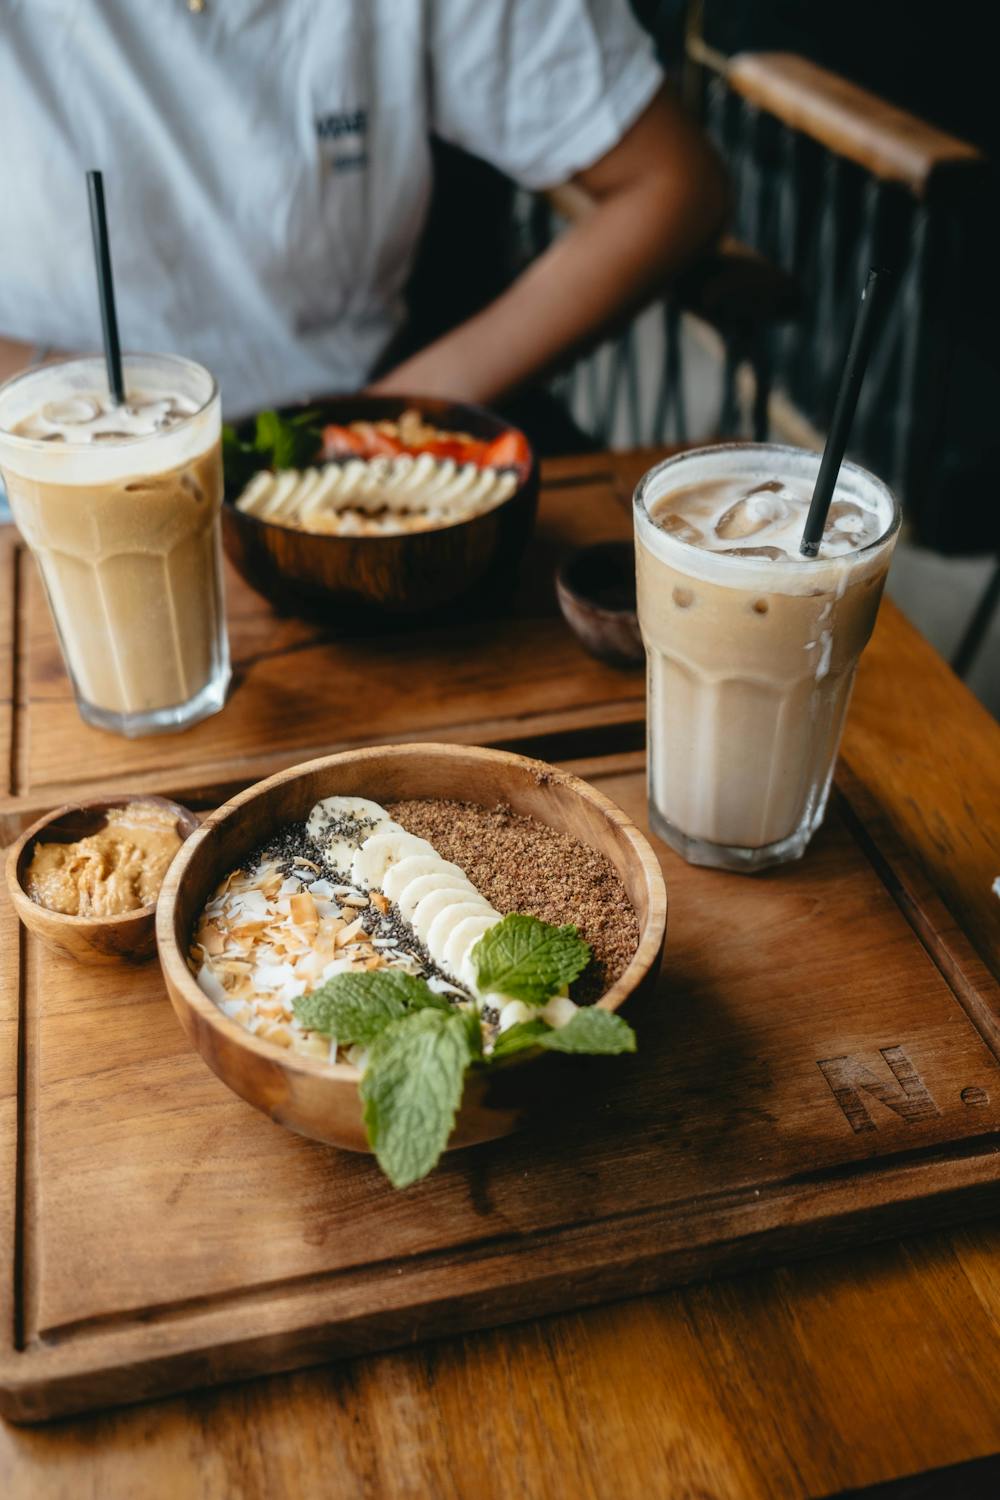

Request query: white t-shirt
[{"left": 0, "top": 0, "right": 662, "bottom": 416}]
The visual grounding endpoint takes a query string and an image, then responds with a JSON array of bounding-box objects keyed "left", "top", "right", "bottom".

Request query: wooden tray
[
  {"left": 3, "top": 749, "right": 1000, "bottom": 1421},
  {"left": 0, "top": 456, "right": 646, "bottom": 843}
]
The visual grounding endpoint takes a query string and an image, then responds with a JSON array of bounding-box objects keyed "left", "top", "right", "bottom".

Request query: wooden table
[{"left": 3, "top": 449, "right": 1000, "bottom": 1499}]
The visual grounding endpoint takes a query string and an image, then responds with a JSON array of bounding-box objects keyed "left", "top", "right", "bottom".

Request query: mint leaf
[
  {"left": 537, "top": 1007, "right": 636, "bottom": 1055},
  {"left": 254, "top": 408, "right": 321, "bottom": 469},
  {"left": 222, "top": 423, "right": 259, "bottom": 492},
  {"left": 459, "top": 1002, "right": 485, "bottom": 1060},
  {"left": 361, "top": 1008, "right": 472, "bottom": 1187},
  {"left": 488, "top": 1009, "right": 635, "bottom": 1060},
  {"left": 489, "top": 1019, "right": 550, "bottom": 1059},
  {"left": 294, "top": 971, "right": 449, "bottom": 1045},
  {"left": 472, "top": 914, "right": 591, "bottom": 1005}
]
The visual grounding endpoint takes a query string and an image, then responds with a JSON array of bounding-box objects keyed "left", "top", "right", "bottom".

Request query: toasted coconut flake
[
  {"left": 199, "top": 924, "right": 226, "bottom": 956},
  {"left": 335, "top": 916, "right": 366, "bottom": 947},
  {"left": 289, "top": 891, "right": 319, "bottom": 927}
]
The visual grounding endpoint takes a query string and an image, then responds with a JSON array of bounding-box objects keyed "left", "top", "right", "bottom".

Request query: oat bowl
[{"left": 156, "top": 744, "right": 667, "bottom": 1185}]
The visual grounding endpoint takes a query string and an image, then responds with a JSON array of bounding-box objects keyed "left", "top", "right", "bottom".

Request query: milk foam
[
  {"left": 0, "top": 355, "right": 218, "bottom": 483},
  {"left": 634, "top": 445, "right": 896, "bottom": 594},
  {"left": 14, "top": 390, "right": 198, "bottom": 442}
]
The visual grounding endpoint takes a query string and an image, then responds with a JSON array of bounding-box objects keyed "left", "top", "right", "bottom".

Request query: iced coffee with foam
[
  {"left": 0, "top": 354, "right": 229, "bottom": 736},
  {"left": 633, "top": 445, "right": 898, "bottom": 871}
]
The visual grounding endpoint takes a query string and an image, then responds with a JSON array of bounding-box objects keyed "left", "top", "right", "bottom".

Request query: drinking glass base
[
  {"left": 76, "top": 667, "right": 231, "bottom": 739},
  {"left": 648, "top": 805, "right": 816, "bottom": 874}
]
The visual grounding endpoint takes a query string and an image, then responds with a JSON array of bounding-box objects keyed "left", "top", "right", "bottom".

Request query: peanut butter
[{"left": 26, "top": 803, "right": 182, "bottom": 917}]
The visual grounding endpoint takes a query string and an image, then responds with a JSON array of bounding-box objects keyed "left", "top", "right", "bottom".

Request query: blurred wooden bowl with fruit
[{"left": 221, "top": 395, "right": 538, "bottom": 623}]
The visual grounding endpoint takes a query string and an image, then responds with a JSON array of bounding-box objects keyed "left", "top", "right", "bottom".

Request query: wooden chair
[{"left": 707, "top": 51, "right": 993, "bottom": 673}]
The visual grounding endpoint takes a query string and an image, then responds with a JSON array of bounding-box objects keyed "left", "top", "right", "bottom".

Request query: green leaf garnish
[
  {"left": 253, "top": 408, "right": 321, "bottom": 469},
  {"left": 535, "top": 1007, "right": 636, "bottom": 1055},
  {"left": 223, "top": 408, "right": 322, "bottom": 494},
  {"left": 360, "top": 1009, "right": 473, "bottom": 1188},
  {"left": 488, "top": 1018, "right": 551, "bottom": 1059},
  {"left": 287, "top": 920, "right": 632, "bottom": 1189},
  {"left": 489, "top": 1008, "right": 635, "bottom": 1060},
  {"left": 472, "top": 914, "right": 591, "bottom": 1005},
  {"left": 293, "top": 970, "right": 449, "bottom": 1046}
]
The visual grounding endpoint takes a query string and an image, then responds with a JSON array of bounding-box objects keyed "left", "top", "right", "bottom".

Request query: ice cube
[
  {"left": 656, "top": 512, "right": 705, "bottom": 546},
  {"left": 723, "top": 545, "right": 789, "bottom": 561},
  {"left": 714, "top": 485, "right": 791, "bottom": 540},
  {"left": 41, "top": 397, "right": 99, "bottom": 426},
  {"left": 824, "top": 500, "right": 865, "bottom": 536}
]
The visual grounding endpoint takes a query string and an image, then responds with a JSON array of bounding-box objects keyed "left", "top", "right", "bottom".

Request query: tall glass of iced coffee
[
  {"left": 0, "top": 353, "right": 229, "bottom": 736},
  {"left": 634, "top": 444, "right": 899, "bottom": 872}
]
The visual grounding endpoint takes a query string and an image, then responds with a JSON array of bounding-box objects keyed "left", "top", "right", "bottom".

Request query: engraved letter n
[{"left": 817, "top": 1046, "right": 940, "bottom": 1134}]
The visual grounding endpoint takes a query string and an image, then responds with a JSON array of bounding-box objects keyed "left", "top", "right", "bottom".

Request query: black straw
[
  {"left": 85, "top": 170, "right": 125, "bottom": 406},
  {"left": 800, "top": 267, "right": 887, "bottom": 558}
]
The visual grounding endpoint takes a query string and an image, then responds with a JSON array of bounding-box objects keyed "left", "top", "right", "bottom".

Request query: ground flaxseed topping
[{"left": 386, "top": 798, "right": 639, "bottom": 1004}]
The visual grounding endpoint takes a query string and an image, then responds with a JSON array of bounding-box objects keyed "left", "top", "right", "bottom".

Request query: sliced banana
[
  {"left": 394, "top": 870, "right": 477, "bottom": 921},
  {"left": 351, "top": 827, "right": 437, "bottom": 890},
  {"left": 541, "top": 995, "right": 578, "bottom": 1028},
  {"left": 448, "top": 913, "right": 502, "bottom": 988},
  {"left": 306, "top": 796, "right": 395, "bottom": 876},
  {"left": 411, "top": 888, "right": 489, "bottom": 946},
  {"left": 382, "top": 854, "right": 471, "bottom": 908},
  {"left": 425, "top": 899, "right": 496, "bottom": 959}
]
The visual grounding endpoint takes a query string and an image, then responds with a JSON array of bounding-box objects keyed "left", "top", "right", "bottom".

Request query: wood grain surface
[
  {"left": 2, "top": 449, "right": 1000, "bottom": 1496},
  {"left": 727, "top": 52, "right": 985, "bottom": 197}
]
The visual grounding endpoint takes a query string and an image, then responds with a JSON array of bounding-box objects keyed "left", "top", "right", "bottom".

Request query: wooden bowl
[
  {"left": 157, "top": 744, "right": 667, "bottom": 1156},
  {"left": 556, "top": 541, "right": 644, "bottom": 667},
  {"left": 6, "top": 796, "right": 199, "bottom": 964},
  {"left": 222, "top": 395, "right": 539, "bottom": 623}
]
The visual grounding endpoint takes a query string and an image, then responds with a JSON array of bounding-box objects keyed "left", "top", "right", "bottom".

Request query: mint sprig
[
  {"left": 471, "top": 914, "right": 591, "bottom": 1005},
  {"left": 289, "top": 929, "right": 635, "bottom": 1190},
  {"left": 293, "top": 970, "right": 449, "bottom": 1046},
  {"left": 360, "top": 1009, "right": 473, "bottom": 1188},
  {"left": 223, "top": 408, "right": 322, "bottom": 493}
]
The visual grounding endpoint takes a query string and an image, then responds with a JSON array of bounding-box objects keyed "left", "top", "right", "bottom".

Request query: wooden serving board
[
  {"left": 0, "top": 456, "right": 647, "bottom": 843},
  {"left": 3, "top": 748, "right": 1000, "bottom": 1421}
]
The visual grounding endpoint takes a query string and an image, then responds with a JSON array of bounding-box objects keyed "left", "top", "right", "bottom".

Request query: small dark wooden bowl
[
  {"left": 222, "top": 395, "right": 538, "bottom": 624},
  {"left": 556, "top": 541, "right": 644, "bottom": 667},
  {"left": 6, "top": 797, "right": 199, "bottom": 964}
]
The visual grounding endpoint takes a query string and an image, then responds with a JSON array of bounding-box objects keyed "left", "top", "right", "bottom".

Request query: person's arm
[{"left": 372, "top": 86, "right": 728, "bottom": 405}]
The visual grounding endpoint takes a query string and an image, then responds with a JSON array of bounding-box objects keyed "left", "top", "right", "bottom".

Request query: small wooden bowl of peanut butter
[{"left": 5, "top": 796, "right": 199, "bottom": 964}]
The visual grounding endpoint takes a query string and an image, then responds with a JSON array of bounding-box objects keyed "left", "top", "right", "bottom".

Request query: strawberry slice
[
  {"left": 320, "top": 424, "right": 369, "bottom": 459},
  {"left": 350, "top": 422, "right": 405, "bottom": 457},
  {"left": 480, "top": 429, "right": 531, "bottom": 472},
  {"left": 414, "top": 438, "right": 488, "bottom": 466}
]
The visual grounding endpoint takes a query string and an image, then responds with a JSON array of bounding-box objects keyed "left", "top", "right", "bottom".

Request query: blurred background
[
  {"left": 3, "top": 1, "right": 995, "bottom": 711},
  {"left": 409, "top": 0, "right": 999, "bottom": 713}
]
